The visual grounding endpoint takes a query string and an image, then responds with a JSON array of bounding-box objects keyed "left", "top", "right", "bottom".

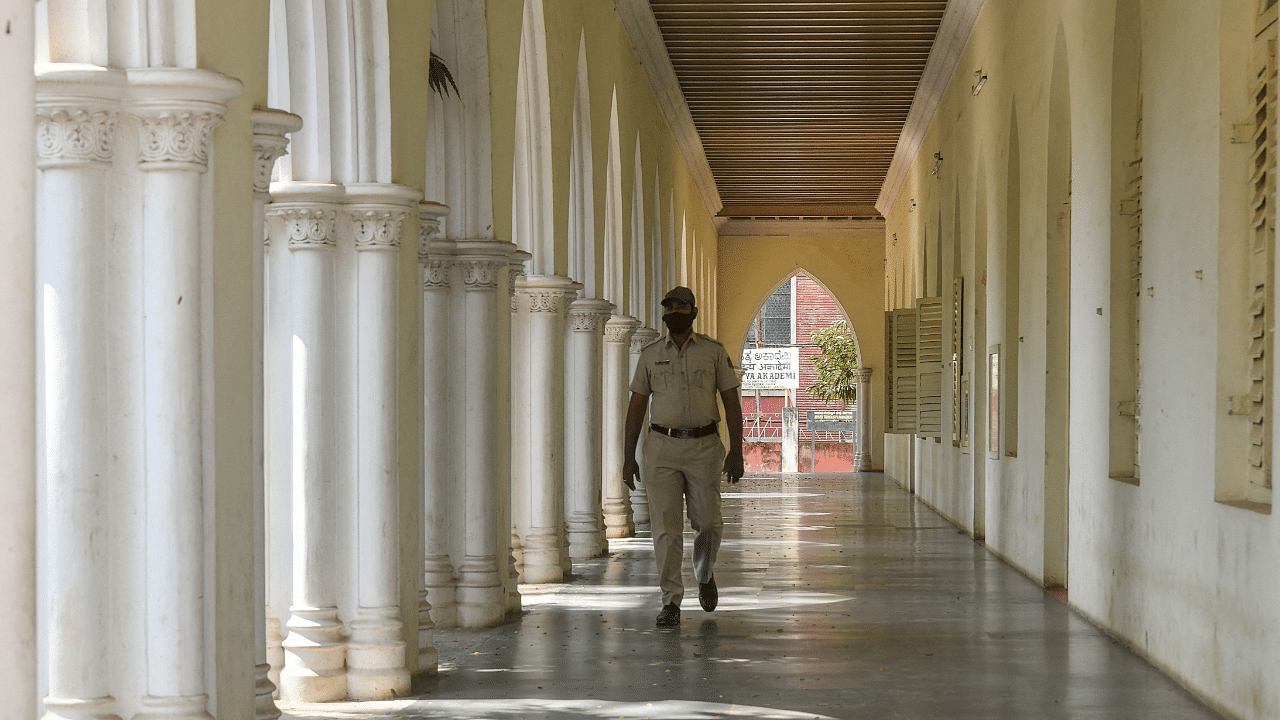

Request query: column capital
[
  {"left": 266, "top": 183, "right": 345, "bottom": 251},
  {"left": 515, "top": 275, "right": 582, "bottom": 313},
  {"left": 252, "top": 108, "right": 302, "bottom": 196},
  {"left": 346, "top": 183, "right": 421, "bottom": 251},
  {"left": 630, "top": 326, "right": 661, "bottom": 354},
  {"left": 508, "top": 251, "right": 533, "bottom": 312},
  {"left": 35, "top": 66, "right": 127, "bottom": 170},
  {"left": 418, "top": 201, "right": 450, "bottom": 263},
  {"left": 457, "top": 258, "right": 508, "bottom": 291},
  {"left": 604, "top": 314, "right": 641, "bottom": 344},
  {"left": 854, "top": 367, "right": 873, "bottom": 383},
  {"left": 126, "top": 68, "right": 242, "bottom": 172},
  {"left": 567, "top": 298, "right": 616, "bottom": 332}
]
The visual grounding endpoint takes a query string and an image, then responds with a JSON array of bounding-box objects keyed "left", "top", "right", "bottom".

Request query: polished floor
[{"left": 283, "top": 473, "right": 1222, "bottom": 720}]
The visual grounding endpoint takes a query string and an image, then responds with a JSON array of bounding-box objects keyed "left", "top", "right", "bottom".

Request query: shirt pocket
[
  {"left": 693, "top": 361, "right": 717, "bottom": 390},
  {"left": 651, "top": 367, "right": 675, "bottom": 391}
]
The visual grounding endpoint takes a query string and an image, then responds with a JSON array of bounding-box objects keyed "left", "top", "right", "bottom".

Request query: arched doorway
[{"left": 739, "top": 270, "right": 861, "bottom": 473}]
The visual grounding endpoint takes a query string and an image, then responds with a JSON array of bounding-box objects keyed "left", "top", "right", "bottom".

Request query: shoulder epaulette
[{"left": 697, "top": 333, "right": 725, "bottom": 347}]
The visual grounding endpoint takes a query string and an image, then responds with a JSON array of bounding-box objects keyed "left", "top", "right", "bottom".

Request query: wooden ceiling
[{"left": 648, "top": 0, "right": 948, "bottom": 219}]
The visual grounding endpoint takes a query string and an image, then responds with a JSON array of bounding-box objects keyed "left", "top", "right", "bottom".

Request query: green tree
[{"left": 805, "top": 320, "right": 859, "bottom": 405}]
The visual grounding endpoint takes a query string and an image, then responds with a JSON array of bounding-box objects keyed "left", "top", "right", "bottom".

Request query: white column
[
  {"left": 267, "top": 183, "right": 347, "bottom": 703},
  {"left": 455, "top": 243, "right": 521, "bottom": 626},
  {"left": 627, "top": 327, "right": 660, "bottom": 526},
  {"left": 36, "top": 67, "right": 125, "bottom": 720},
  {"left": 251, "top": 108, "right": 300, "bottom": 720},
  {"left": 416, "top": 202, "right": 448, "bottom": 661},
  {"left": 504, "top": 251, "right": 531, "bottom": 615},
  {"left": 854, "top": 368, "right": 873, "bottom": 472},
  {"left": 345, "top": 185, "right": 420, "bottom": 699},
  {"left": 128, "top": 68, "right": 242, "bottom": 720},
  {"left": 564, "top": 298, "right": 615, "bottom": 559},
  {"left": 513, "top": 276, "right": 580, "bottom": 583},
  {"left": 509, "top": 267, "right": 529, "bottom": 582},
  {"left": 602, "top": 315, "right": 640, "bottom": 538},
  {"left": 1, "top": 4, "right": 36, "bottom": 716},
  {"left": 420, "top": 235, "right": 456, "bottom": 629}
]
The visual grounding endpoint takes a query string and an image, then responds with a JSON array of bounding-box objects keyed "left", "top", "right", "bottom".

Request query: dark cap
[{"left": 661, "top": 286, "right": 697, "bottom": 308}]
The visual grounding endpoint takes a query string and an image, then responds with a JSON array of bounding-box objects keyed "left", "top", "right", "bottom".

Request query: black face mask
[{"left": 662, "top": 309, "right": 696, "bottom": 335}]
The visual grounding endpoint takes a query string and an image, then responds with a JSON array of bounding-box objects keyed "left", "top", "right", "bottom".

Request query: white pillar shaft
[
  {"left": 520, "top": 286, "right": 570, "bottom": 583},
  {"left": 263, "top": 215, "right": 292, "bottom": 699},
  {"left": 854, "top": 369, "right": 873, "bottom": 472},
  {"left": 252, "top": 107, "right": 297, "bottom": 720},
  {"left": 355, "top": 246, "right": 400, "bottom": 607},
  {"left": 510, "top": 285, "right": 530, "bottom": 579},
  {"left": 139, "top": 166, "right": 211, "bottom": 713},
  {"left": 420, "top": 256, "right": 455, "bottom": 628},
  {"left": 602, "top": 316, "right": 637, "bottom": 538},
  {"left": 564, "top": 299, "right": 611, "bottom": 559},
  {"left": 347, "top": 191, "right": 414, "bottom": 700},
  {"left": 274, "top": 194, "right": 346, "bottom": 703},
  {"left": 415, "top": 205, "right": 446, "bottom": 667},
  {"left": 1, "top": 4, "right": 36, "bottom": 715},
  {"left": 456, "top": 257, "right": 509, "bottom": 626}
]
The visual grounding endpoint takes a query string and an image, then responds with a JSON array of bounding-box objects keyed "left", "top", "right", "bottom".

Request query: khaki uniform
[{"left": 630, "top": 332, "right": 739, "bottom": 606}]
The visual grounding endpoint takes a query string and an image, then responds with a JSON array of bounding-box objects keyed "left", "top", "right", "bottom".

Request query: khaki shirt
[{"left": 630, "top": 332, "right": 740, "bottom": 429}]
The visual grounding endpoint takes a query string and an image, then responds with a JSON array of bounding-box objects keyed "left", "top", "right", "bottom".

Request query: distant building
[{"left": 740, "top": 271, "right": 858, "bottom": 472}]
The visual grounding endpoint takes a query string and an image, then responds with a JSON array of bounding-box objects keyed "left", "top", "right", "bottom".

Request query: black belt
[{"left": 650, "top": 422, "right": 718, "bottom": 440}]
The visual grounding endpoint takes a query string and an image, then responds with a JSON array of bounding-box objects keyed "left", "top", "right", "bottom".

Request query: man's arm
[
  {"left": 622, "top": 392, "right": 649, "bottom": 490},
  {"left": 720, "top": 387, "right": 745, "bottom": 483}
]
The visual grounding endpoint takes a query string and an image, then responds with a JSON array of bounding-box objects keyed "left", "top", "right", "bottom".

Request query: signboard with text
[{"left": 740, "top": 347, "right": 800, "bottom": 390}]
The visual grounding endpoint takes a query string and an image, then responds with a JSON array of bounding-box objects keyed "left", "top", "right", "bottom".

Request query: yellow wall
[{"left": 718, "top": 231, "right": 886, "bottom": 470}]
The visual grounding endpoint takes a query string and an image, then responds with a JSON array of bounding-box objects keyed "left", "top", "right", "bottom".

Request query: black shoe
[
  {"left": 656, "top": 603, "right": 681, "bottom": 627},
  {"left": 699, "top": 576, "right": 718, "bottom": 612}
]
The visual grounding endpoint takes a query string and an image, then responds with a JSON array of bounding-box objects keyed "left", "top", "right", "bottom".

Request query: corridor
[{"left": 281, "top": 474, "right": 1220, "bottom": 720}]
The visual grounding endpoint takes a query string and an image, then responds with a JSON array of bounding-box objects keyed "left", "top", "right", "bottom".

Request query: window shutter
[
  {"left": 917, "top": 297, "right": 944, "bottom": 439},
  {"left": 1247, "top": 19, "right": 1277, "bottom": 492},
  {"left": 951, "top": 277, "right": 965, "bottom": 445},
  {"left": 886, "top": 308, "right": 918, "bottom": 433}
]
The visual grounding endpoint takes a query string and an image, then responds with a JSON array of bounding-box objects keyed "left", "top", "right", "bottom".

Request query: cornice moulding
[
  {"left": 875, "top": 0, "right": 987, "bottom": 217},
  {"left": 613, "top": 0, "right": 723, "bottom": 221}
]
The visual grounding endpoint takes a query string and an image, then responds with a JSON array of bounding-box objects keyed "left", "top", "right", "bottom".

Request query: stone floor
[{"left": 283, "top": 472, "right": 1223, "bottom": 720}]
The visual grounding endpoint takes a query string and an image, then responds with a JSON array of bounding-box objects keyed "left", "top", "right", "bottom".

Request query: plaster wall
[
  {"left": 718, "top": 232, "right": 886, "bottom": 471},
  {"left": 882, "top": 1, "right": 1280, "bottom": 718}
]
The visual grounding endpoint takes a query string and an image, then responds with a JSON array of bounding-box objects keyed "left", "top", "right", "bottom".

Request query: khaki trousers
[{"left": 642, "top": 430, "right": 725, "bottom": 606}]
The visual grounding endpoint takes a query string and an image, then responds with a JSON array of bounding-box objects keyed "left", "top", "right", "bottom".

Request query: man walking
[{"left": 622, "top": 286, "right": 745, "bottom": 627}]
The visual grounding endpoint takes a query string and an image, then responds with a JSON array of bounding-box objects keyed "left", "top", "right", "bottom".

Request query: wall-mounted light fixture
[
  {"left": 908, "top": 199, "right": 917, "bottom": 212},
  {"left": 971, "top": 70, "right": 987, "bottom": 96},
  {"left": 932, "top": 152, "right": 943, "bottom": 177}
]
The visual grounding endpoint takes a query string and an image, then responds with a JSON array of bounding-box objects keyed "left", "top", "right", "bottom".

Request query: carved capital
[
  {"left": 460, "top": 259, "right": 505, "bottom": 290},
  {"left": 136, "top": 110, "right": 223, "bottom": 170},
  {"left": 422, "top": 259, "right": 452, "bottom": 290},
  {"left": 352, "top": 207, "right": 408, "bottom": 250},
  {"left": 252, "top": 135, "right": 289, "bottom": 195},
  {"left": 630, "top": 328, "right": 661, "bottom": 354},
  {"left": 604, "top": 324, "right": 635, "bottom": 344},
  {"left": 523, "top": 291, "right": 565, "bottom": 314},
  {"left": 268, "top": 206, "right": 338, "bottom": 250},
  {"left": 37, "top": 108, "right": 117, "bottom": 168}
]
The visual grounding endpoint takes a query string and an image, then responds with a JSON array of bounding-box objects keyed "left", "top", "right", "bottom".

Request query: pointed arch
[
  {"left": 741, "top": 269, "right": 858, "bottom": 361},
  {"left": 567, "top": 33, "right": 595, "bottom": 295},
  {"left": 512, "top": 0, "right": 555, "bottom": 273},
  {"left": 603, "top": 88, "right": 624, "bottom": 305},
  {"left": 629, "top": 133, "right": 646, "bottom": 323},
  {"left": 424, "top": 0, "right": 495, "bottom": 240}
]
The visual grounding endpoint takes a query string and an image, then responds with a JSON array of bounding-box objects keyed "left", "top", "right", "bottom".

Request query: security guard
[{"left": 623, "top": 286, "right": 745, "bottom": 627}]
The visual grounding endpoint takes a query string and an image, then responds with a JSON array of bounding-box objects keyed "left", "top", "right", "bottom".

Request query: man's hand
[
  {"left": 723, "top": 448, "right": 745, "bottom": 484},
  {"left": 623, "top": 457, "right": 641, "bottom": 491}
]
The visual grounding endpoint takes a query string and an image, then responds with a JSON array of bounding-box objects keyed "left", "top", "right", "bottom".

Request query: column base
[
  {"left": 133, "top": 695, "right": 212, "bottom": 720},
  {"left": 265, "top": 613, "right": 284, "bottom": 699},
  {"left": 519, "top": 535, "right": 564, "bottom": 583},
  {"left": 629, "top": 486, "right": 650, "bottom": 526},
  {"left": 604, "top": 513, "right": 635, "bottom": 538},
  {"left": 347, "top": 607, "right": 411, "bottom": 700},
  {"left": 416, "top": 590, "right": 437, "bottom": 674},
  {"left": 455, "top": 584, "right": 505, "bottom": 627},
  {"left": 505, "top": 549, "right": 522, "bottom": 615},
  {"left": 854, "top": 452, "right": 872, "bottom": 472},
  {"left": 422, "top": 556, "right": 457, "bottom": 628},
  {"left": 254, "top": 663, "right": 280, "bottom": 720},
  {"left": 279, "top": 608, "right": 346, "bottom": 703},
  {"left": 567, "top": 524, "right": 607, "bottom": 559},
  {"left": 43, "top": 696, "right": 122, "bottom": 720}
]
